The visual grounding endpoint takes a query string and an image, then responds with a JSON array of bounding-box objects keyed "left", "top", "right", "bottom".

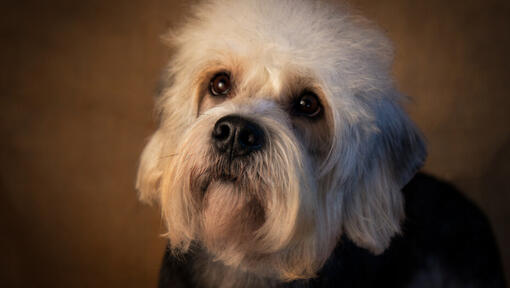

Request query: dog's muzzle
[{"left": 212, "top": 115, "right": 265, "bottom": 158}]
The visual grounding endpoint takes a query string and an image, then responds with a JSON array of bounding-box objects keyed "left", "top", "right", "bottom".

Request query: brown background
[{"left": 1, "top": 0, "right": 509, "bottom": 287}]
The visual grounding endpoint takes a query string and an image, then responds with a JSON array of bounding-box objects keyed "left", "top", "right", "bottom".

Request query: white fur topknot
[{"left": 136, "top": 0, "right": 426, "bottom": 285}]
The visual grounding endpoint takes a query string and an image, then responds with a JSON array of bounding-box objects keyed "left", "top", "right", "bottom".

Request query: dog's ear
[
  {"left": 343, "top": 97, "right": 427, "bottom": 254},
  {"left": 136, "top": 131, "right": 165, "bottom": 205}
]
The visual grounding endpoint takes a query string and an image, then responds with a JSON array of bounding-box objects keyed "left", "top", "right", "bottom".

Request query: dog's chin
[{"left": 200, "top": 179, "right": 266, "bottom": 257}]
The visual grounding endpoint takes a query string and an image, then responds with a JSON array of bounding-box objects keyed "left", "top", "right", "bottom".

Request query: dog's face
[{"left": 137, "top": 0, "right": 426, "bottom": 281}]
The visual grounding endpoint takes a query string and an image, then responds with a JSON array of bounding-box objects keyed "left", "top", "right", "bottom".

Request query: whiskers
[
  {"left": 159, "top": 153, "right": 179, "bottom": 159},
  {"left": 159, "top": 152, "right": 198, "bottom": 160}
]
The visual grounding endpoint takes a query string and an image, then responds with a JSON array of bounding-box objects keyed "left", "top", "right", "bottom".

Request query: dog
[{"left": 136, "top": 0, "right": 506, "bottom": 287}]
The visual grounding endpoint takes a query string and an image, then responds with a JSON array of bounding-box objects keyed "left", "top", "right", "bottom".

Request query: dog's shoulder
[
  {"left": 403, "top": 173, "right": 488, "bottom": 228},
  {"left": 401, "top": 172, "right": 501, "bottom": 256},
  {"left": 396, "top": 173, "right": 506, "bottom": 287}
]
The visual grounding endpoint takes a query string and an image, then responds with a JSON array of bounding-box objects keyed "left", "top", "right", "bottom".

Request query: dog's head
[{"left": 136, "top": 0, "right": 426, "bottom": 280}]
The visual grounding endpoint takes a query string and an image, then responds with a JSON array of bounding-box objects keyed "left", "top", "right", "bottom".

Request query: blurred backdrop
[{"left": 1, "top": 0, "right": 509, "bottom": 287}]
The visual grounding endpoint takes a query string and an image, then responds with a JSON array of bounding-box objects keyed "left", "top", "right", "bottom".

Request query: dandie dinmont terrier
[{"left": 136, "top": 0, "right": 505, "bottom": 287}]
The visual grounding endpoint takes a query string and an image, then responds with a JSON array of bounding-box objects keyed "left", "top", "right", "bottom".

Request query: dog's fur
[{"left": 136, "top": 0, "right": 505, "bottom": 287}]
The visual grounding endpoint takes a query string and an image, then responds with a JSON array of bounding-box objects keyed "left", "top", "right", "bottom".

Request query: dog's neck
[{"left": 191, "top": 249, "right": 280, "bottom": 288}]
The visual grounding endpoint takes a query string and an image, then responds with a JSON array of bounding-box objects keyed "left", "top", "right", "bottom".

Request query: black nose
[{"left": 212, "top": 115, "right": 265, "bottom": 158}]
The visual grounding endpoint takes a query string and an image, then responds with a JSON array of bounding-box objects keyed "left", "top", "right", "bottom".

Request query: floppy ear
[
  {"left": 343, "top": 98, "right": 427, "bottom": 254},
  {"left": 136, "top": 131, "right": 165, "bottom": 205}
]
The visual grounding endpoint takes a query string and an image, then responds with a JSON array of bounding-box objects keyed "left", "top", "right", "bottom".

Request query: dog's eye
[
  {"left": 294, "top": 91, "right": 321, "bottom": 118},
  {"left": 209, "top": 73, "right": 231, "bottom": 96}
]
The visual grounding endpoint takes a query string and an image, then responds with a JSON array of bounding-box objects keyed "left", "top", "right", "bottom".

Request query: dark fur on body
[{"left": 158, "top": 173, "right": 505, "bottom": 288}]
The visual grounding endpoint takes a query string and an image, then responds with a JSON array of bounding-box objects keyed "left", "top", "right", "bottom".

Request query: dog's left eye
[
  {"left": 209, "top": 73, "right": 231, "bottom": 96},
  {"left": 294, "top": 91, "right": 322, "bottom": 118}
]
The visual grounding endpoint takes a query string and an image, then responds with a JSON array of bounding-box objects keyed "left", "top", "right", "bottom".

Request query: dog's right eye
[{"left": 209, "top": 73, "right": 231, "bottom": 96}]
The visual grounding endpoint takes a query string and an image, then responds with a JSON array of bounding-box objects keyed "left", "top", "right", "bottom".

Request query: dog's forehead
[{"left": 187, "top": 0, "right": 338, "bottom": 70}]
